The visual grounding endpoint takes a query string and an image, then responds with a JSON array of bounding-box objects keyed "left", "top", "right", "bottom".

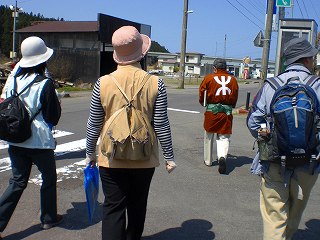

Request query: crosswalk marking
[
  {"left": 55, "top": 138, "right": 86, "bottom": 156},
  {"left": 0, "top": 130, "right": 74, "bottom": 150},
  {"left": 29, "top": 159, "right": 87, "bottom": 185},
  {"left": 0, "top": 131, "right": 84, "bottom": 175}
]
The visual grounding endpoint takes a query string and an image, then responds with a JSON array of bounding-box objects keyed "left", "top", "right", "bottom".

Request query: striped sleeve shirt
[{"left": 86, "top": 78, "right": 175, "bottom": 161}]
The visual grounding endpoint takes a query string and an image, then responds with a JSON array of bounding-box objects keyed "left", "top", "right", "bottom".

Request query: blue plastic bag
[{"left": 84, "top": 163, "right": 99, "bottom": 223}]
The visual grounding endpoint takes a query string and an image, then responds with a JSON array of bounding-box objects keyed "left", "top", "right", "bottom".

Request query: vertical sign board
[{"left": 267, "top": 0, "right": 277, "bottom": 31}]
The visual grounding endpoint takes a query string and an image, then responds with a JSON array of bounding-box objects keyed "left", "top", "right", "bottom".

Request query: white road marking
[
  {"left": 55, "top": 138, "right": 86, "bottom": 156},
  {"left": 0, "top": 158, "right": 11, "bottom": 173},
  {"left": 167, "top": 107, "right": 200, "bottom": 114},
  {"left": 0, "top": 137, "right": 86, "bottom": 174},
  {"left": 29, "top": 159, "right": 87, "bottom": 185},
  {"left": 0, "top": 130, "right": 74, "bottom": 150}
]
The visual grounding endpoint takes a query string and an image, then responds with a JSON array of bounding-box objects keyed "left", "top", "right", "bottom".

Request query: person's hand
[
  {"left": 258, "top": 128, "right": 270, "bottom": 138},
  {"left": 166, "top": 160, "right": 177, "bottom": 173},
  {"left": 85, "top": 153, "right": 97, "bottom": 166}
]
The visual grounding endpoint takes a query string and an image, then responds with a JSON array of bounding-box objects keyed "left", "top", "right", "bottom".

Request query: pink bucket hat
[{"left": 112, "top": 26, "right": 151, "bottom": 65}]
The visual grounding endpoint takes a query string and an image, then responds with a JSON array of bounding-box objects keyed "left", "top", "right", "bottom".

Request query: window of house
[{"left": 188, "top": 66, "right": 194, "bottom": 70}]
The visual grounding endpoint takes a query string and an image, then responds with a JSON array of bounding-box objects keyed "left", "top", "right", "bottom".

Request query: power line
[
  {"left": 234, "top": 0, "right": 265, "bottom": 25},
  {"left": 295, "top": 0, "right": 305, "bottom": 18},
  {"left": 301, "top": 0, "right": 310, "bottom": 18},
  {"left": 244, "top": 0, "right": 265, "bottom": 14},
  {"left": 307, "top": 0, "right": 320, "bottom": 23},
  {"left": 225, "top": 0, "right": 263, "bottom": 30}
]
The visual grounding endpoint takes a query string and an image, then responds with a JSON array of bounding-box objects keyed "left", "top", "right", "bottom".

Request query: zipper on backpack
[{"left": 292, "top": 96, "right": 298, "bottom": 128}]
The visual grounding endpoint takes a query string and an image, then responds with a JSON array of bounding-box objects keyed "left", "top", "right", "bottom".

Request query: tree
[
  {"left": 0, "top": 5, "right": 61, "bottom": 58},
  {"left": 150, "top": 41, "right": 169, "bottom": 53}
]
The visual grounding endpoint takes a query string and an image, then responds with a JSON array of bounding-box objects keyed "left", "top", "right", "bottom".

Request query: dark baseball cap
[
  {"left": 283, "top": 37, "right": 318, "bottom": 66},
  {"left": 213, "top": 58, "right": 227, "bottom": 69}
]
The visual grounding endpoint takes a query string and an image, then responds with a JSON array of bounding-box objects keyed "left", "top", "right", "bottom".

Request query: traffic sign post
[{"left": 276, "top": 0, "right": 292, "bottom": 7}]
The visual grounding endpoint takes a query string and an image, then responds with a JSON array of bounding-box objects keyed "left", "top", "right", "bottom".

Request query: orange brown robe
[{"left": 199, "top": 69, "right": 239, "bottom": 134}]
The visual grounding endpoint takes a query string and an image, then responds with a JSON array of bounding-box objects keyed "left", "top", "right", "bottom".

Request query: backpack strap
[
  {"left": 305, "top": 75, "right": 320, "bottom": 87},
  {"left": 109, "top": 74, "right": 151, "bottom": 107},
  {"left": 265, "top": 75, "right": 319, "bottom": 90},
  {"left": 13, "top": 75, "right": 46, "bottom": 121},
  {"left": 264, "top": 76, "right": 284, "bottom": 90},
  {"left": 13, "top": 75, "right": 45, "bottom": 97}
]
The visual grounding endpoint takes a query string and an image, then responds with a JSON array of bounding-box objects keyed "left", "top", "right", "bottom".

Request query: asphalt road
[{"left": 0, "top": 82, "right": 319, "bottom": 240}]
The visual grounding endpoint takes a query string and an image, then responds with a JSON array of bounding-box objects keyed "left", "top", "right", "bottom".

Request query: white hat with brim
[
  {"left": 112, "top": 26, "right": 151, "bottom": 65},
  {"left": 283, "top": 37, "right": 319, "bottom": 66},
  {"left": 19, "top": 36, "right": 54, "bottom": 68}
]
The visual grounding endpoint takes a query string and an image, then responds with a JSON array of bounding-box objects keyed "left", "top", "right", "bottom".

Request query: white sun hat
[{"left": 19, "top": 36, "right": 54, "bottom": 68}]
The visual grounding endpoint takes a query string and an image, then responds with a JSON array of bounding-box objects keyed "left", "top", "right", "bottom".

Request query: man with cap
[
  {"left": 0, "top": 36, "right": 62, "bottom": 238},
  {"left": 199, "top": 58, "right": 238, "bottom": 174},
  {"left": 247, "top": 37, "right": 320, "bottom": 239},
  {"left": 85, "top": 25, "right": 176, "bottom": 240}
]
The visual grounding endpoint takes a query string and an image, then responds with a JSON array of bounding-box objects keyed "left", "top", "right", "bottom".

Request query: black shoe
[
  {"left": 218, "top": 157, "right": 227, "bottom": 174},
  {"left": 41, "top": 214, "right": 63, "bottom": 230}
]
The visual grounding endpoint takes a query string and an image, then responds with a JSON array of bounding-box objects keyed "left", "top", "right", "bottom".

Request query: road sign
[
  {"left": 253, "top": 31, "right": 264, "bottom": 47},
  {"left": 276, "top": 0, "right": 292, "bottom": 7}
]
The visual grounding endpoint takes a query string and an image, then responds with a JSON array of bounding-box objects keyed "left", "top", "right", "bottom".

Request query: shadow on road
[
  {"left": 4, "top": 224, "right": 42, "bottom": 240},
  {"left": 61, "top": 201, "right": 102, "bottom": 230},
  {"left": 211, "top": 154, "right": 252, "bottom": 175},
  {"left": 4, "top": 201, "right": 102, "bottom": 239},
  {"left": 294, "top": 219, "right": 320, "bottom": 240},
  {"left": 142, "top": 219, "right": 215, "bottom": 240},
  {"left": 55, "top": 150, "right": 86, "bottom": 161}
]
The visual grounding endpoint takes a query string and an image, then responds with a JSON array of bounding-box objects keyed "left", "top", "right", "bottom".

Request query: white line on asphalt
[
  {"left": 29, "top": 159, "right": 87, "bottom": 185},
  {"left": 55, "top": 138, "right": 86, "bottom": 156},
  {"left": 0, "top": 130, "right": 74, "bottom": 150},
  {"left": 167, "top": 107, "right": 200, "bottom": 114},
  {"left": 0, "top": 137, "right": 86, "bottom": 173}
]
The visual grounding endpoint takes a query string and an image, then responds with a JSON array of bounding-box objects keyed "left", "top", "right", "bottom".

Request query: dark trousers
[
  {"left": 99, "top": 167, "right": 155, "bottom": 240},
  {"left": 0, "top": 146, "right": 57, "bottom": 232}
]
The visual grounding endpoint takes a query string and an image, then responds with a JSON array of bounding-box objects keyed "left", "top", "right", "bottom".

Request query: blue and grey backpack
[{"left": 266, "top": 75, "right": 320, "bottom": 168}]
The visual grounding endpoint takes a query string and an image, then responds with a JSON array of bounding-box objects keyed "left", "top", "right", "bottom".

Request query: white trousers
[{"left": 204, "top": 131, "right": 230, "bottom": 165}]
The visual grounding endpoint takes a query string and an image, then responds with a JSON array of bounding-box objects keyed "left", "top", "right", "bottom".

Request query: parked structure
[
  {"left": 16, "top": 14, "right": 150, "bottom": 83},
  {"left": 148, "top": 52, "right": 275, "bottom": 79}
]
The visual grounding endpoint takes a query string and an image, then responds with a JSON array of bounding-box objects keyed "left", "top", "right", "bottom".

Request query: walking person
[
  {"left": 86, "top": 25, "right": 176, "bottom": 240},
  {"left": 0, "top": 36, "right": 62, "bottom": 239},
  {"left": 199, "top": 58, "right": 238, "bottom": 174},
  {"left": 247, "top": 37, "right": 320, "bottom": 240}
]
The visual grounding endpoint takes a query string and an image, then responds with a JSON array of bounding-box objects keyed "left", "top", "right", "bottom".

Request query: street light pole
[
  {"left": 10, "top": 0, "right": 22, "bottom": 62},
  {"left": 12, "top": 0, "right": 17, "bottom": 62},
  {"left": 261, "top": 0, "right": 274, "bottom": 80},
  {"left": 178, "top": 0, "right": 189, "bottom": 89}
]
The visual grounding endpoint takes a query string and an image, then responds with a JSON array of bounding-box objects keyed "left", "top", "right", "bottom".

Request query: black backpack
[{"left": 0, "top": 75, "right": 44, "bottom": 143}]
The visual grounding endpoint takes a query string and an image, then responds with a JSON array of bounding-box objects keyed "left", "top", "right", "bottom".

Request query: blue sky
[{"left": 1, "top": 0, "right": 320, "bottom": 60}]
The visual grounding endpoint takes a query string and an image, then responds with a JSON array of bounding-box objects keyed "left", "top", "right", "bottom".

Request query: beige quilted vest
[{"left": 98, "top": 64, "right": 160, "bottom": 168}]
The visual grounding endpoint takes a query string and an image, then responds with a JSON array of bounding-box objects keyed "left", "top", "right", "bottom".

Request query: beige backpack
[{"left": 100, "top": 74, "right": 156, "bottom": 161}]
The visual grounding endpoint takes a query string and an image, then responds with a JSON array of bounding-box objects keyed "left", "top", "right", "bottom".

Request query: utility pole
[
  {"left": 12, "top": 0, "right": 18, "bottom": 62},
  {"left": 261, "top": 0, "right": 274, "bottom": 81},
  {"left": 178, "top": 0, "right": 189, "bottom": 89},
  {"left": 279, "top": 6, "right": 285, "bottom": 20}
]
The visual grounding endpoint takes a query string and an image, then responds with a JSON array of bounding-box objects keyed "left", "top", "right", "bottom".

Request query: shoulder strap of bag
[
  {"left": 265, "top": 74, "right": 316, "bottom": 91},
  {"left": 305, "top": 75, "right": 320, "bottom": 87},
  {"left": 109, "top": 73, "right": 151, "bottom": 106},
  {"left": 264, "top": 76, "right": 284, "bottom": 90},
  {"left": 13, "top": 75, "right": 46, "bottom": 121},
  {"left": 13, "top": 75, "right": 45, "bottom": 97}
]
